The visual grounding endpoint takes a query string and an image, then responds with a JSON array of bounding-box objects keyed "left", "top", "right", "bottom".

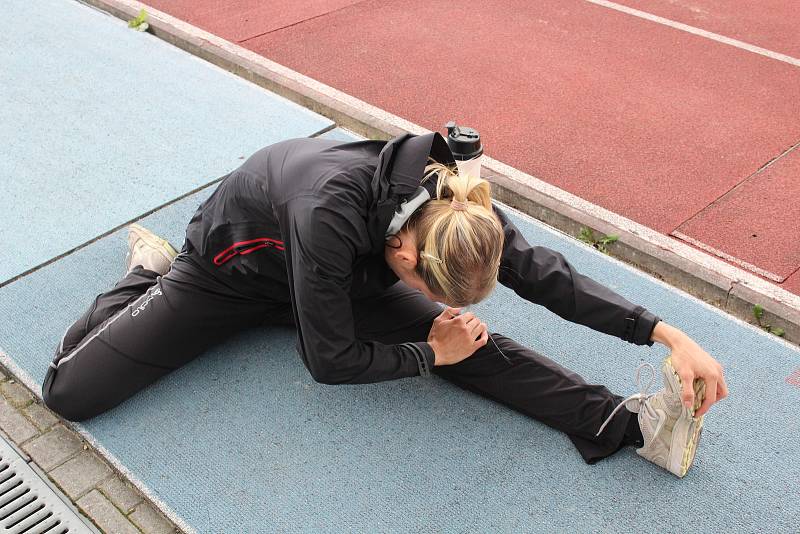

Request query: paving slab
[
  {"left": 49, "top": 451, "right": 114, "bottom": 499},
  {"left": 21, "top": 425, "right": 84, "bottom": 472},
  {"left": 616, "top": 0, "right": 800, "bottom": 57},
  {"left": 242, "top": 0, "right": 800, "bottom": 238},
  {"left": 129, "top": 502, "right": 174, "bottom": 534},
  {"left": 783, "top": 269, "right": 800, "bottom": 295},
  {"left": 98, "top": 476, "right": 144, "bottom": 515},
  {"left": 0, "top": 0, "right": 332, "bottom": 283},
  {"left": 674, "top": 146, "right": 800, "bottom": 282},
  {"left": 144, "top": 0, "right": 365, "bottom": 42},
  {"left": 24, "top": 402, "right": 60, "bottom": 432},
  {"left": 0, "top": 396, "right": 38, "bottom": 445},
  {"left": 77, "top": 490, "right": 141, "bottom": 534},
  {"left": 1, "top": 186, "right": 798, "bottom": 531},
  {"left": 1, "top": 380, "right": 34, "bottom": 407}
]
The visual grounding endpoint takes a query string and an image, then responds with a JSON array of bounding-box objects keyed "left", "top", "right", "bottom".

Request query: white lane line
[{"left": 584, "top": 0, "right": 800, "bottom": 68}]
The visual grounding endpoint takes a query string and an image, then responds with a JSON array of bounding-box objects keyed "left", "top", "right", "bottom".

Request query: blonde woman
[{"left": 43, "top": 132, "right": 726, "bottom": 477}]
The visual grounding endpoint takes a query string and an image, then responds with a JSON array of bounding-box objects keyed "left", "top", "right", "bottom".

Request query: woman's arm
[
  {"left": 650, "top": 321, "right": 728, "bottom": 416},
  {"left": 282, "top": 198, "right": 434, "bottom": 384},
  {"left": 492, "top": 204, "right": 728, "bottom": 416},
  {"left": 493, "top": 204, "right": 659, "bottom": 345}
]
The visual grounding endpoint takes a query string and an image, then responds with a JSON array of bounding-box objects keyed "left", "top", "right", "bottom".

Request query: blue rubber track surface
[
  {"left": 0, "top": 0, "right": 331, "bottom": 284},
  {"left": 1, "top": 1, "right": 798, "bottom": 532},
  {"left": 1, "top": 190, "right": 798, "bottom": 532}
]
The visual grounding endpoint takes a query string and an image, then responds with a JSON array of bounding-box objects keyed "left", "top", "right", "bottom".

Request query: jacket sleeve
[
  {"left": 282, "top": 198, "right": 435, "bottom": 384},
  {"left": 493, "top": 204, "right": 660, "bottom": 346}
]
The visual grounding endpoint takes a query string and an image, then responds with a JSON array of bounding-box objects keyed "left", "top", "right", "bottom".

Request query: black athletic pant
[{"left": 42, "top": 247, "right": 642, "bottom": 464}]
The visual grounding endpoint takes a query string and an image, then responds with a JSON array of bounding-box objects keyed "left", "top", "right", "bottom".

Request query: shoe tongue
[{"left": 624, "top": 394, "right": 648, "bottom": 414}]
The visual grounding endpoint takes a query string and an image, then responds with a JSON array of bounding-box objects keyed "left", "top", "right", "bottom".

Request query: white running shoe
[
  {"left": 597, "top": 358, "right": 706, "bottom": 478},
  {"left": 125, "top": 223, "right": 178, "bottom": 275}
]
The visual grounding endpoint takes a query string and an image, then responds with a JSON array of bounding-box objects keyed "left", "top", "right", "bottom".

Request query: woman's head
[{"left": 385, "top": 160, "right": 504, "bottom": 307}]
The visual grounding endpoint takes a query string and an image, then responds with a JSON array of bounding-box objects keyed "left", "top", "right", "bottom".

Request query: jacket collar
[{"left": 367, "top": 132, "right": 455, "bottom": 254}]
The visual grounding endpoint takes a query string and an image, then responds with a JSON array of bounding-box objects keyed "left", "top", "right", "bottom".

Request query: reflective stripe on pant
[{"left": 42, "top": 252, "right": 280, "bottom": 421}]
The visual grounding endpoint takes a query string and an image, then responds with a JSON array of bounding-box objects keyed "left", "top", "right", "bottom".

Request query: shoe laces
[{"left": 595, "top": 362, "right": 656, "bottom": 437}]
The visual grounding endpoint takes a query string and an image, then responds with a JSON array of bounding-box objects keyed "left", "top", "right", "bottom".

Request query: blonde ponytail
[
  {"left": 404, "top": 160, "right": 504, "bottom": 306},
  {"left": 422, "top": 161, "right": 493, "bottom": 210}
]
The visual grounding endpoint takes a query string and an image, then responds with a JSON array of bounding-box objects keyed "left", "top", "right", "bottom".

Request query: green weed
[
  {"left": 753, "top": 304, "right": 785, "bottom": 337},
  {"left": 578, "top": 227, "right": 619, "bottom": 254},
  {"left": 128, "top": 9, "right": 149, "bottom": 32}
]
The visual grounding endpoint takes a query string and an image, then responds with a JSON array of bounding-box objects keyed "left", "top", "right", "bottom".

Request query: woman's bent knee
[{"left": 42, "top": 367, "right": 101, "bottom": 422}]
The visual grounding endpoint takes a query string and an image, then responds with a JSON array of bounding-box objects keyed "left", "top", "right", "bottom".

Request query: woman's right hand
[{"left": 427, "top": 307, "right": 489, "bottom": 366}]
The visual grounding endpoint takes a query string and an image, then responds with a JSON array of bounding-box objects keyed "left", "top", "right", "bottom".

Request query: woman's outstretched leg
[
  {"left": 431, "top": 333, "right": 642, "bottom": 463},
  {"left": 352, "top": 282, "right": 642, "bottom": 464}
]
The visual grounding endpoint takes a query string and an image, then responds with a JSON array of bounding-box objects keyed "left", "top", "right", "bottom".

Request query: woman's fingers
[
  {"left": 679, "top": 369, "right": 696, "bottom": 410},
  {"left": 717, "top": 377, "right": 729, "bottom": 400},
  {"left": 467, "top": 320, "right": 486, "bottom": 340},
  {"left": 696, "top": 379, "right": 717, "bottom": 417},
  {"left": 473, "top": 328, "right": 489, "bottom": 349},
  {"left": 461, "top": 314, "right": 487, "bottom": 340},
  {"left": 458, "top": 312, "right": 476, "bottom": 324},
  {"left": 435, "top": 308, "right": 450, "bottom": 322},
  {"left": 696, "top": 363, "right": 726, "bottom": 417},
  {"left": 444, "top": 307, "right": 462, "bottom": 318}
]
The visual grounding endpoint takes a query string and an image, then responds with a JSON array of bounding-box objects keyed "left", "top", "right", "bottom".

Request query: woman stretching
[{"left": 42, "top": 132, "right": 727, "bottom": 477}]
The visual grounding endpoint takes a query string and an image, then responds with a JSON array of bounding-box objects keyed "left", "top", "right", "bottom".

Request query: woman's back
[{"left": 185, "top": 137, "right": 385, "bottom": 279}]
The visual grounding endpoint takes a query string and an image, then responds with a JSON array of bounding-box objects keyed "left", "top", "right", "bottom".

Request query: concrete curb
[{"left": 79, "top": 0, "right": 800, "bottom": 345}]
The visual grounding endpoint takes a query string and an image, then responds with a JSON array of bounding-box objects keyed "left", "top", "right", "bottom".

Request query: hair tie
[{"left": 450, "top": 199, "right": 468, "bottom": 211}]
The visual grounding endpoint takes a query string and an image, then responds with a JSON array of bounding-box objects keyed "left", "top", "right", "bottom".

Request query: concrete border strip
[
  {"left": 77, "top": 0, "right": 800, "bottom": 346},
  {"left": 584, "top": 0, "right": 800, "bottom": 68},
  {"left": 671, "top": 231, "right": 784, "bottom": 283},
  {"left": 0, "top": 349, "right": 197, "bottom": 534}
]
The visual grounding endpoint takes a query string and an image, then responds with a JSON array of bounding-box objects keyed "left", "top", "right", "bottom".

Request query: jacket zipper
[{"left": 213, "top": 238, "right": 285, "bottom": 266}]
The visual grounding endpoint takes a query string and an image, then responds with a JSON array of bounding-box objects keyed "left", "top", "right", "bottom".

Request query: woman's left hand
[{"left": 651, "top": 322, "right": 728, "bottom": 417}]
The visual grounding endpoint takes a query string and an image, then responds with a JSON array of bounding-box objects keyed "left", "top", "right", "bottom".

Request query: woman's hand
[
  {"left": 650, "top": 321, "right": 728, "bottom": 417},
  {"left": 428, "top": 307, "right": 489, "bottom": 366}
]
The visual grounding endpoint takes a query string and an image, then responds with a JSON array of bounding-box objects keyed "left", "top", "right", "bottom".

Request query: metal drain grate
[{"left": 0, "top": 436, "right": 97, "bottom": 533}]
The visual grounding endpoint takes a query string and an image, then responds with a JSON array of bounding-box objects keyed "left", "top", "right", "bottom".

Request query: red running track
[{"left": 146, "top": 0, "right": 800, "bottom": 294}]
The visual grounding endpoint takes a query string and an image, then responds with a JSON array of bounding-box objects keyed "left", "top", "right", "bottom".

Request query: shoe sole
[
  {"left": 662, "top": 357, "right": 706, "bottom": 478},
  {"left": 127, "top": 223, "right": 178, "bottom": 270}
]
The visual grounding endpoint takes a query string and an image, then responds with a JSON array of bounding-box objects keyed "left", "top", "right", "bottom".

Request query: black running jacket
[{"left": 185, "top": 133, "right": 660, "bottom": 385}]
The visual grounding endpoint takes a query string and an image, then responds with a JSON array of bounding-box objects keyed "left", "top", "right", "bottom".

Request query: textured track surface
[
  {"left": 242, "top": 0, "right": 800, "bottom": 234},
  {"left": 2, "top": 188, "right": 798, "bottom": 532},
  {"left": 319, "top": 127, "right": 364, "bottom": 142},
  {"left": 0, "top": 0, "right": 332, "bottom": 283}
]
